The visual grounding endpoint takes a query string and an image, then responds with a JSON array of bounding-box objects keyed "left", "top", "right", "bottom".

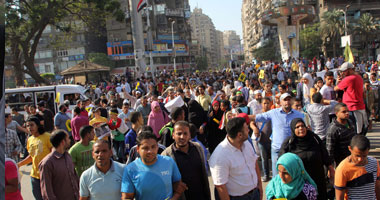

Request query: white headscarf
[{"left": 302, "top": 73, "right": 313, "bottom": 104}]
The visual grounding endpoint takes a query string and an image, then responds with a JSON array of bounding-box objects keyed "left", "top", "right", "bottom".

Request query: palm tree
[
  {"left": 354, "top": 13, "right": 379, "bottom": 59},
  {"left": 321, "top": 10, "right": 345, "bottom": 57}
]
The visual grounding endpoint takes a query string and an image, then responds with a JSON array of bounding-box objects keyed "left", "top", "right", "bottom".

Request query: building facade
[
  {"left": 241, "top": 0, "right": 278, "bottom": 63},
  {"left": 189, "top": 7, "right": 222, "bottom": 68},
  {"left": 106, "top": 0, "right": 193, "bottom": 74}
]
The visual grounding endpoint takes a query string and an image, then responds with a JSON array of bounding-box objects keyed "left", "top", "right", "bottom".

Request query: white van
[{"left": 5, "top": 85, "right": 88, "bottom": 115}]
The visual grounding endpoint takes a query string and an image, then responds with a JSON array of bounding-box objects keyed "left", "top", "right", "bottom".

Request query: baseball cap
[
  {"left": 236, "top": 113, "right": 250, "bottom": 125},
  {"left": 280, "top": 93, "right": 292, "bottom": 101},
  {"left": 339, "top": 62, "right": 354, "bottom": 71}
]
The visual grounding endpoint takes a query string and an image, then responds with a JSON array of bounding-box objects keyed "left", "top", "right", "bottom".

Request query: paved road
[{"left": 19, "top": 122, "right": 380, "bottom": 199}]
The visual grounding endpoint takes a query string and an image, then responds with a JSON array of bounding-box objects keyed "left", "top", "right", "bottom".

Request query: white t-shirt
[
  {"left": 209, "top": 138, "right": 258, "bottom": 196},
  {"left": 320, "top": 85, "right": 335, "bottom": 100}
]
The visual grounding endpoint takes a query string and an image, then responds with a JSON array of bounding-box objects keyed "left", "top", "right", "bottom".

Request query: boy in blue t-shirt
[{"left": 121, "top": 131, "right": 186, "bottom": 200}]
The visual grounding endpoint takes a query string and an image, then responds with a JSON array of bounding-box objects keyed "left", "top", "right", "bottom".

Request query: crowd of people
[{"left": 4, "top": 56, "right": 380, "bottom": 200}]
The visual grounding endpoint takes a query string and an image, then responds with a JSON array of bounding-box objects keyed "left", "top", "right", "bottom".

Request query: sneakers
[{"left": 261, "top": 175, "right": 270, "bottom": 182}]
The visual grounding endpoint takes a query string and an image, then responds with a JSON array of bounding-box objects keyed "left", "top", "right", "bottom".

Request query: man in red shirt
[{"left": 335, "top": 62, "right": 368, "bottom": 135}]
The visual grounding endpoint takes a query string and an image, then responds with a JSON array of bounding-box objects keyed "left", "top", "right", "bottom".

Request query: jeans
[
  {"left": 31, "top": 177, "right": 43, "bottom": 200},
  {"left": 215, "top": 188, "right": 260, "bottom": 200},
  {"left": 258, "top": 142, "right": 271, "bottom": 177},
  {"left": 112, "top": 140, "right": 125, "bottom": 163},
  {"left": 271, "top": 148, "right": 280, "bottom": 176}
]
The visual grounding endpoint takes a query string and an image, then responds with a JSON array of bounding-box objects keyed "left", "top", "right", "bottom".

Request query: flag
[
  {"left": 24, "top": 80, "right": 28, "bottom": 86},
  {"left": 344, "top": 41, "right": 354, "bottom": 63},
  {"left": 137, "top": 0, "right": 147, "bottom": 12},
  {"left": 135, "top": 82, "right": 140, "bottom": 90},
  {"left": 55, "top": 92, "right": 60, "bottom": 103},
  {"left": 218, "top": 113, "right": 226, "bottom": 130}
]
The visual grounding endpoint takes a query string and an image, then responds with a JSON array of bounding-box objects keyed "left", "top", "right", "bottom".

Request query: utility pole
[
  {"left": 130, "top": 0, "right": 146, "bottom": 78},
  {"left": 344, "top": 4, "right": 351, "bottom": 36},
  {"left": 170, "top": 19, "right": 176, "bottom": 73},
  {"left": 145, "top": 2, "right": 154, "bottom": 77}
]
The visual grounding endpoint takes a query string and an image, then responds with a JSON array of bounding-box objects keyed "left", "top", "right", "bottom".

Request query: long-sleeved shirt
[
  {"left": 5, "top": 128, "right": 23, "bottom": 162},
  {"left": 255, "top": 108, "right": 304, "bottom": 150},
  {"left": 39, "top": 151, "right": 79, "bottom": 200},
  {"left": 326, "top": 119, "right": 356, "bottom": 165}
]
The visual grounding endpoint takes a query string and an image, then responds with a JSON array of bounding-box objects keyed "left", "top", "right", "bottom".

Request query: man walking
[
  {"left": 162, "top": 121, "right": 211, "bottom": 200},
  {"left": 335, "top": 135, "right": 380, "bottom": 200},
  {"left": 210, "top": 117, "right": 263, "bottom": 200},
  {"left": 326, "top": 103, "right": 356, "bottom": 166},
  {"left": 121, "top": 131, "right": 187, "bottom": 200},
  {"left": 252, "top": 92, "right": 304, "bottom": 175},
  {"left": 69, "top": 125, "right": 95, "bottom": 177},
  {"left": 39, "top": 130, "right": 79, "bottom": 200},
  {"left": 79, "top": 140, "right": 125, "bottom": 200}
]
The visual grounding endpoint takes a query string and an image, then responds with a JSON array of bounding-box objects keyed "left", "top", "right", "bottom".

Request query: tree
[
  {"left": 5, "top": 0, "right": 124, "bottom": 86},
  {"left": 300, "top": 23, "right": 322, "bottom": 59},
  {"left": 88, "top": 53, "right": 115, "bottom": 68},
  {"left": 321, "top": 10, "right": 345, "bottom": 57},
  {"left": 195, "top": 56, "right": 208, "bottom": 71},
  {"left": 251, "top": 40, "right": 281, "bottom": 61},
  {"left": 354, "top": 13, "right": 379, "bottom": 59}
]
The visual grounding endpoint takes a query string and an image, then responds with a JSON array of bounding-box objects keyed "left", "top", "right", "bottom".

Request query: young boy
[
  {"left": 108, "top": 108, "right": 128, "bottom": 163},
  {"left": 320, "top": 71, "right": 336, "bottom": 121}
]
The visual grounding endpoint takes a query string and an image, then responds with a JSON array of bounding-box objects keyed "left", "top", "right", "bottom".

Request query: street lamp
[
  {"left": 170, "top": 19, "right": 176, "bottom": 73},
  {"left": 344, "top": 4, "right": 351, "bottom": 36}
]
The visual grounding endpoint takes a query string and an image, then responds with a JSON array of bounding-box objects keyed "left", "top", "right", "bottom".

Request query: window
[
  {"left": 57, "top": 50, "right": 68, "bottom": 57},
  {"left": 36, "top": 91, "right": 56, "bottom": 113},
  {"left": 5, "top": 92, "right": 34, "bottom": 112},
  {"left": 45, "top": 65, "right": 51, "bottom": 73}
]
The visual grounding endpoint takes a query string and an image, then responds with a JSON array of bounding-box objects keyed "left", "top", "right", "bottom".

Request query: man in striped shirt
[{"left": 335, "top": 135, "right": 380, "bottom": 200}]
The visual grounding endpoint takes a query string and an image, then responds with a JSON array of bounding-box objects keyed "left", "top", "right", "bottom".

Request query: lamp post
[
  {"left": 170, "top": 20, "right": 176, "bottom": 73},
  {"left": 344, "top": 4, "right": 351, "bottom": 36}
]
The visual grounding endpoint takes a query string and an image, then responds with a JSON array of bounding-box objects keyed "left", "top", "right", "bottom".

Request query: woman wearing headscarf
[
  {"left": 188, "top": 99, "right": 208, "bottom": 145},
  {"left": 302, "top": 73, "right": 314, "bottom": 105},
  {"left": 266, "top": 153, "right": 318, "bottom": 200},
  {"left": 279, "top": 118, "right": 334, "bottom": 200},
  {"left": 206, "top": 100, "right": 226, "bottom": 154},
  {"left": 147, "top": 101, "right": 170, "bottom": 138}
]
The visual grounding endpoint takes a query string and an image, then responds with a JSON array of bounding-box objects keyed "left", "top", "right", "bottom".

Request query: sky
[{"left": 189, "top": 0, "right": 243, "bottom": 38}]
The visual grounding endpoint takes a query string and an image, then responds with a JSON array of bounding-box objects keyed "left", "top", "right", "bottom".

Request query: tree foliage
[
  {"left": 252, "top": 40, "right": 281, "bottom": 61},
  {"left": 5, "top": 0, "right": 124, "bottom": 86},
  {"left": 321, "top": 10, "right": 345, "bottom": 57},
  {"left": 300, "top": 23, "right": 322, "bottom": 59},
  {"left": 354, "top": 13, "right": 380, "bottom": 58},
  {"left": 195, "top": 56, "right": 208, "bottom": 71},
  {"left": 88, "top": 53, "right": 115, "bottom": 68}
]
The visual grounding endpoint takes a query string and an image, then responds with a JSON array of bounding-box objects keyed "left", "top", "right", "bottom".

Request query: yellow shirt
[
  {"left": 89, "top": 117, "right": 108, "bottom": 141},
  {"left": 291, "top": 63, "right": 299, "bottom": 72},
  {"left": 27, "top": 133, "right": 52, "bottom": 179},
  {"left": 197, "top": 94, "right": 212, "bottom": 111}
]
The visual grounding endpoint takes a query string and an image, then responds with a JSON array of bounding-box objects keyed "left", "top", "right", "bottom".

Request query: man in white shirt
[
  {"left": 210, "top": 117, "right": 263, "bottom": 200},
  {"left": 248, "top": 90, "right": 263, "bottom": 115}
]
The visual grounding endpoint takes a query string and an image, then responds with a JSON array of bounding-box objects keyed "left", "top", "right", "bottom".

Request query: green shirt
[{"left": 69, "top": 141, "right": 94, "bottom": 177}]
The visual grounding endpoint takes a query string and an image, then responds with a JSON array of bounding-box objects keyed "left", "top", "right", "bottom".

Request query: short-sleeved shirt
[
  {"left": 335, "top": 156, "right": 380, "bottom": 200},
  {"left": 7, "top": 120, "right": 20, "bottom": 132},
  {"left": 209, "top": 138, "right": 258, "bottom": 196},
  {"left": 80, "top": 160, "right": 125, "bottom": 200},
  {"left": 121, "top": 155, "right": 181, "bottom": 200},
  {"left": 27, "top": 133, "right": 52, "bottom": 179},
  {"left": 255, "top": 108, "right": 304, "bottom": 150},
  {"left": 124, "top": 129, "right": 137, "bottom": 155},
  {"left": 54, "top": 112, "right": 71, "bottom": 135},
  {"left": 68, "top": 142, "right": 94, "bottom": 177},
  {"left": 5, "top": 159, "right": 23, "bottom": 200},
  {"left": 338, "top": 74, "right": 365, "bottom": 111}
]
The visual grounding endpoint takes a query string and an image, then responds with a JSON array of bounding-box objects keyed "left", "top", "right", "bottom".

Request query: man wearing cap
[
  {"left": 38, "top": 100, "right": 54, "bottom": 132},
  {"left": 250, "top": 92, "right": 304, "bottom": 175},
  {"left": 334, "top": 62, "right": 368, "bottom": 135}
]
